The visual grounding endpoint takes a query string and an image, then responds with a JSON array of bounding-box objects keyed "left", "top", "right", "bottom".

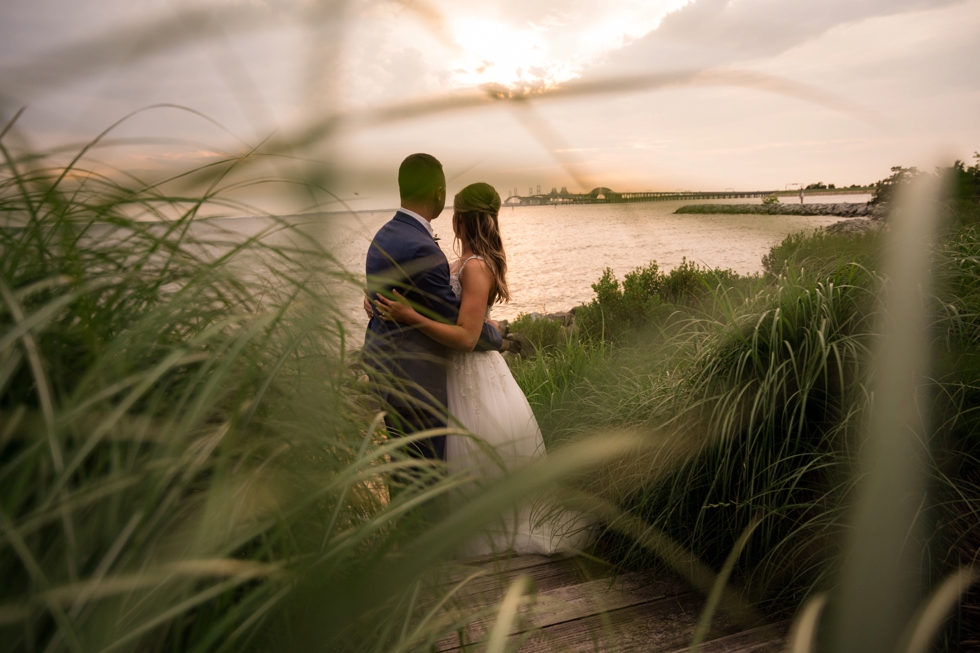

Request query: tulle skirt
[{"left": 446, "top": 350, "right": 593, "bottom": 558}]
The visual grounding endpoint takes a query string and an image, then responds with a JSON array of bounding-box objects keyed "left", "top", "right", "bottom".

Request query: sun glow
[
  {"left": 442, "top": 0, "right": 695, "bottom": 90},
  {"left": 449, "top": 18, "right": 566, "bottom": 89}
]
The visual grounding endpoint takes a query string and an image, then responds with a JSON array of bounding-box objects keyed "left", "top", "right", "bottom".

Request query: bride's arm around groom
[{"left": 374, "top": 255, "right": 495, "bottom": 352}]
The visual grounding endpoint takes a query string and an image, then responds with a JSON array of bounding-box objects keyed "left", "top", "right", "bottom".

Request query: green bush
[
  {"left": 509, "top": 311, "right": 567, "bottom": 352},
  {"left": 869, "top": 166, "right": 925, "bottom": 206},
  {"left": 761, "top": 228, "right": 882, "bottom": 277},
  {"left": 951, "top": 153, "right": 980, "bottom": 203},
  {"left": 869, "top": 157, "right": 980, "bottom": 209},
  {"left": 574, "top": 259, "right": 746, "bottom": 342}
]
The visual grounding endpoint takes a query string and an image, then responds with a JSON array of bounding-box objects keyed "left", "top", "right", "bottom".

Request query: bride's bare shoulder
[{"left": 459, "top": 256, "right": 490, "bottom": 278}]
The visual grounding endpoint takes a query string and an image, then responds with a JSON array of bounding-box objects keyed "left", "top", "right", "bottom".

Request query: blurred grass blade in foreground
[
  {"left": 827, "top": 170, "right": 943, "bottom": 653},
  {"left": 900, "top": 567, "right": 978, "bottom": 653}
]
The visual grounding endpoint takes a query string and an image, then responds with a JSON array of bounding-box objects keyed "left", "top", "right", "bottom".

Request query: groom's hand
[{"left": 363, "top": 296, "right": 375, "bottom": 319}]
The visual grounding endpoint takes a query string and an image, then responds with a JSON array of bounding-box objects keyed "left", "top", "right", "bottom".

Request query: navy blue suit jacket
[{"left": 363, "top": 211, "right": 502, "bottom": 426}]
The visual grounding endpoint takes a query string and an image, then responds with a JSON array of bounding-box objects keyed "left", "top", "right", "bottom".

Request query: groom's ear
[{"left": 431, "top": 186, "right": 447, "bottom": 218}]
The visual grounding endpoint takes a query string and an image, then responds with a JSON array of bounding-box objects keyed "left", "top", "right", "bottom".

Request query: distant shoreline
[
  {"left": 768, "top": 188, "right": 872, "bottom": 197},
  {"left": 148, "top": 190, "right": 875, "bottom": 223},
  {"left": 675, "top": 202, "right": 876, "bottom": 217}
]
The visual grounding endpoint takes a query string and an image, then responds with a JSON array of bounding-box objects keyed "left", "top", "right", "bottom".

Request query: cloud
[
  {"left": 359, "top": 0, "right": 695, "bottom": 89},
  {"left": 2, "top": 0, "right": 978, "bottom": 204},
  {"left": 592, "top": 0, "right": 969, "bottom": 73}
]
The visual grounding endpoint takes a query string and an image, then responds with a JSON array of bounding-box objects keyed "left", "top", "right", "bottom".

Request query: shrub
[
  {"left": 869, "top": 165, "right": 925, "bottom": 205},
  {"left": 509, "top": 311, "right": 567, "bottom": 352},
  {"left": 869, "top": 156, "right": 979, "bottom": 213},
  {"left": 574, "top": 259, "right": 747, "bottom": 342},
  {"left": 762, "top": 228, "right": 882, "bottom": 277},
  {"left": 952, "top": 153, "right": 980, "bottom": 197}
]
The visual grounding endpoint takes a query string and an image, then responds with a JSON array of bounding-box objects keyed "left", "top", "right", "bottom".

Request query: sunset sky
[{"left": 1, "top": 0, "right": 978, "bottom": 211}]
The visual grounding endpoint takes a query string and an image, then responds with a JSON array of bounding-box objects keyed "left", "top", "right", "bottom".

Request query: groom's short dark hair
[{"left": 399, "top": 153, "right": 445, "bottom": 203}]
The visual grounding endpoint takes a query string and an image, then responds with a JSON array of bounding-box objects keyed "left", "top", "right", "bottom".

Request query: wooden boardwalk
[{"left": 433, "top": 554, "right": 787, "bottom": 652}]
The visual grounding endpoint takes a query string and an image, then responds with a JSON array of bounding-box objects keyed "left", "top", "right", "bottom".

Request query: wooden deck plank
[
  {"left": 514, "top": 591, "right": 740, "bottom": 653},
  {"left": 515, "top": 573, "right": 690, "bottom": 634},
  {"left": 435, "top": 554, "right": 570, "bottom": 585},
  {"left": 434, "top": 553, "right": 616, "bottom": 591},
  {"left": 662, "top": 622, "right": 789, "bottom": 653},
  {"left": 472, "top": 554, "right": 562, "bottom": 572},
  {"left": 436, "top": 572, "right": 690, "bottom": 651},
  {"left": 444, "top": 557, "right": 587, "bottom": 602},
  {"left": 432, "top": 554, "right": 781, "bottom": 653}
]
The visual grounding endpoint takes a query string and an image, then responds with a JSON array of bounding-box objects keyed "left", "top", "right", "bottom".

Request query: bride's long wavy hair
[{"left": 452, "top": 182, "right": 510, "bottom": 304}]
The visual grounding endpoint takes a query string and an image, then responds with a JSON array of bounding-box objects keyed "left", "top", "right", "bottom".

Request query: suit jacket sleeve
[
  {"left": 475, "top": 321, "right": 503, "bottom": 352},
  {"left": 415, "top": 256, "right": 459, "bottom": 323}
]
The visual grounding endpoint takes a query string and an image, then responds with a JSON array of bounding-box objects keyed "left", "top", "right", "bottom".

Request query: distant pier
[{"left": 504, "top": 186, "right": 773, "bottom": 206}]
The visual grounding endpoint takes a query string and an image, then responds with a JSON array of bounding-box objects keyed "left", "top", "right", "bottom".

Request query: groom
[{"left": 363, "top": 153, "right": 502, "bottom": 461}]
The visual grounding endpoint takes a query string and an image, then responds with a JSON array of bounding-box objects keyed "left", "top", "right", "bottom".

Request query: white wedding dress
[{"left": 445, "top": 256, "right": 593, "bottom": 558}]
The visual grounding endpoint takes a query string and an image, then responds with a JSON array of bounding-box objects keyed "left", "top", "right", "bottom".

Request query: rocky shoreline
[
  {"left": 675, "top": 202, "right": 884, "bottom": 218},
  {"left": 824, "top": 217, "right": 882, "bottom": 234}
]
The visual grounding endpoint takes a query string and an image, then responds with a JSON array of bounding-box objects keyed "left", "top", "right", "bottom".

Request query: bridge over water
[{"left": 504, "top": 187, "right": 773, "bottom": 206}]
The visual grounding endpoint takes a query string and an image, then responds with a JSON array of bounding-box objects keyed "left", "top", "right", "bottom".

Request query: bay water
[{"left": 215, "top": 194, "right": 869, "bottom": 343}]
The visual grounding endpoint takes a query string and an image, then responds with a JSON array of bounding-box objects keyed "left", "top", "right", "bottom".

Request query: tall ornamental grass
[
  {"left": 0, "top": 134, "right": 392, "bottom": 651},
  {"left": 1, "top": 137, "right": 691, "bottom": 653},
  {"left": 510, "top": 182, "right": 980, "bottom": 649},
  {"left": 1, "top": 139, "right": 609, "bottom": 653}
]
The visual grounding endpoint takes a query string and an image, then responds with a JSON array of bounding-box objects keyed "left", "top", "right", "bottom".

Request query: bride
[{"left": 373, "top": 182, "right": 591, "bottom": 557}]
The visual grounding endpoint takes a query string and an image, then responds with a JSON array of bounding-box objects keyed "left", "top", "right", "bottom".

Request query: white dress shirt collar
[{"left": 398, "top": 207, "right": 434, "bottom": 237}]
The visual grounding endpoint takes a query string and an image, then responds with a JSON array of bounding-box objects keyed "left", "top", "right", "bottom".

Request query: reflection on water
[{"left": 215, "top": 194, "right": 868, "bottom": 343}]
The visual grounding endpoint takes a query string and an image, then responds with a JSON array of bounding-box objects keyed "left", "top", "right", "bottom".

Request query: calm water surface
[{"left": 219, "top": 194, "right": 868, "bottom": 342}]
